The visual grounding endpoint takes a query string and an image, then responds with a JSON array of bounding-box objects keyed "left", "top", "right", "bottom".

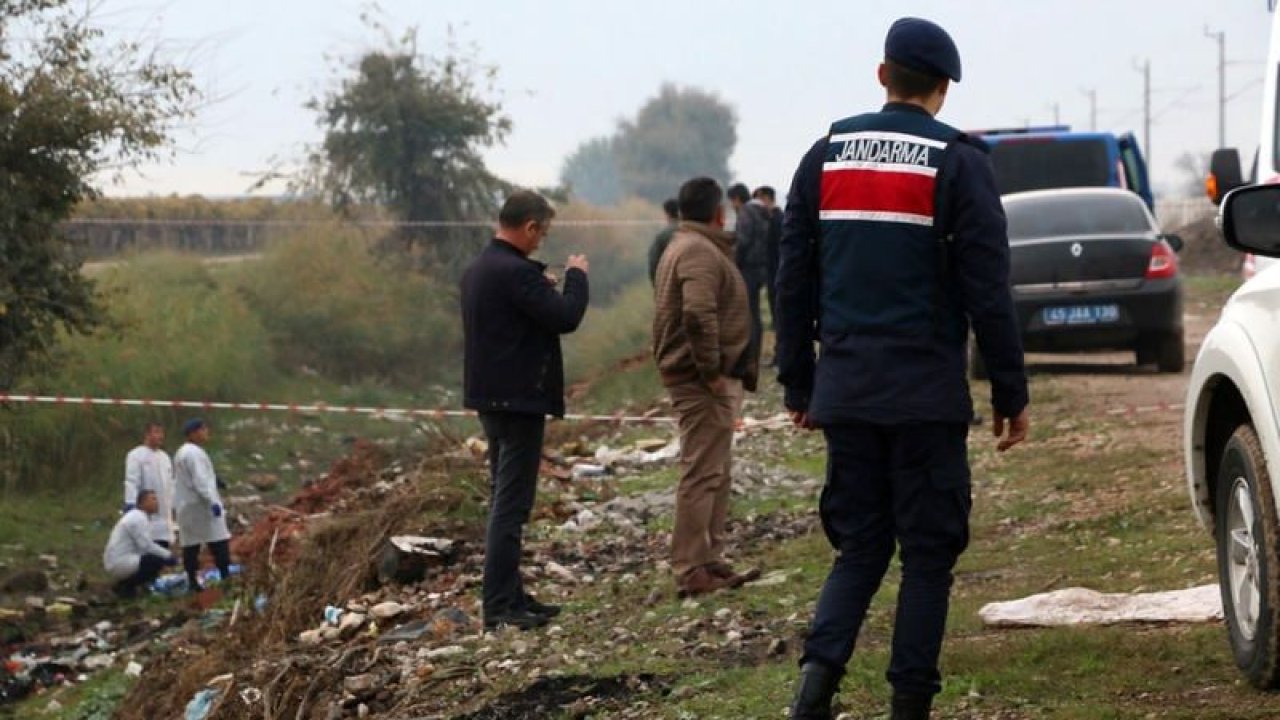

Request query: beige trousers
[{"left": 668, "top": 378, "right": 744, "bottom": 577}]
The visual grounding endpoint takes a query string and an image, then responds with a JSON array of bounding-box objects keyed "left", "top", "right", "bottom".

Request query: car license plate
[{"left": 1042, "top": 304, "right": 1120, "bottom": 326}]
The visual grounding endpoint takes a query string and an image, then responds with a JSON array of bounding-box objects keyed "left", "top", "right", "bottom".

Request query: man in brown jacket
[{"left": 652, "top": 176, "right": 761, "bottom": 597}]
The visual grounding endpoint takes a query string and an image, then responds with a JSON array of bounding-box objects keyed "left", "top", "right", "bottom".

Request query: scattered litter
[
  {"left": 545, "top": 561, "right": 577, "bottom": 585},
  {"left": 125, "top": 661, "right": 143, "bottom": 677},
  {"left": 184, "top": 687, "right": 220, "bottom": 720},
  {"left": 978, "top": 584, "right": 1223, "bottom": 627},
  {"left": 378, "top": 536, "right": 458, "bottom": 585},
  {"left": 424, "top": 645, "right": 465, "bottom": 660},
  {"left": 378, "top": 620, "right": 430, "bottom": 645},
  {"left": 571, "top": 463, "right": 607, "bottom": 479},
  {"left": 745, "top": 570, "right": 792, "bottom": 588},
  {"left": 370, "top": 601, "right": 407, "bottom": 620}
]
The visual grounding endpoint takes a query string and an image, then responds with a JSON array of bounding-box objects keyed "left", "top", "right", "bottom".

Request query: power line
[
  {"left": 1205, "top": 26, "right": 1226, "bottom": 147},
  {"left": 1150, "top": 84, "right": 1206, "bottom": 123}
]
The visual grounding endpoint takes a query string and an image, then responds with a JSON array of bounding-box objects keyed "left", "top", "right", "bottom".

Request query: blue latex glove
[
  {"left": 211, "top": 503, "right": 223, "bottom": 518},
  {"left": 121, "top": 502, "right": 135, "bottom": 514}
]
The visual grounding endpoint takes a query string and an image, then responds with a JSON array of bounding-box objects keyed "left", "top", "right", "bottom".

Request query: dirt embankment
[{"left": 1173, "top": 217, "right": 1242, "bottom": 276}]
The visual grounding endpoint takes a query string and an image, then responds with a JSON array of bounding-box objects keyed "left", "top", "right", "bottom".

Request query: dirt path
[{"left": 1023, "top": 285, "right": 1221, "bottom": 429}]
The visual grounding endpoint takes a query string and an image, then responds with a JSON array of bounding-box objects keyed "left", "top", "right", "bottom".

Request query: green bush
[
  {"left": 0, "top": 253, "right": 277, "bottom": 493},
  {"left": 236, "top": 226, "right": 461, "bottom": 388},
  {"left": 563, "top": 279, "right": 655, "bottom": 387},
  {"left": 540, "top": 198, "right": 659, "bottom": 305}
]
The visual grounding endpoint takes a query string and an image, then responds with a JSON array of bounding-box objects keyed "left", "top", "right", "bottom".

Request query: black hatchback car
[{"left": 994, "top": 187, "right": 1184, "bottom": 373}]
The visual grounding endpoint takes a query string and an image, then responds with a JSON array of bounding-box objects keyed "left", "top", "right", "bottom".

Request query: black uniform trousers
[
  {"left": 113, "top": 553, "right": 170, "bottom": 598},
  {"left": 182, "top": 540, "right": 231, "bottom": 589},
  {"left": 479, "top": 411, "right": 546, "bottom": 619},
  {"left": 802, "top": 421, "right": 971, "bottom": 697}
]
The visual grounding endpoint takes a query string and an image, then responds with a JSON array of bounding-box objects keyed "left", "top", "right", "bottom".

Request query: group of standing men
[
  {"left": 103, "top": 418, "right": 232, "bottom": 598},
  {"left": 464, "top": 15, "right": 1031, "bottom": 720}
]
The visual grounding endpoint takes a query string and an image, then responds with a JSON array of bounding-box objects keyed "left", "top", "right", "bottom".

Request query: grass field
[{"left": 13, "top": 273, "right": 1277, "bottom": 719}]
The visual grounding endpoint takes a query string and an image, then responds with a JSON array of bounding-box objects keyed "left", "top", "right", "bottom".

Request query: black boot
[
  {"left": 789, "top": 661, "right": 839, "bottom": 720},
  {"left": 890, "top": 692, "right": 932, "bottom": 720}
]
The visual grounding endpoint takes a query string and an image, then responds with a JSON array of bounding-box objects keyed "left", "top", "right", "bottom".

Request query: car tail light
[
  {"left": 1146, "top": 241, "right": 1178, "bottom": 280},
  {"left": 1243, "top": 253, "right": 1257, "bottom": 280}
]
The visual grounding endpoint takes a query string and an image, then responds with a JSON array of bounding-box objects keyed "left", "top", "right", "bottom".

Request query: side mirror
[
  {"left": 1208, "top": 148, "right": 1244, "bottom": 205},
  {"left": 1221, "top": 184, "right": 1280, "bottom": 258},
  {"left": 1161, "top": 234, "right": 1184, "bottom": 253}
]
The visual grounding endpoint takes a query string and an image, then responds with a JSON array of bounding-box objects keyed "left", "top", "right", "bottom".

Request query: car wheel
[
  {"left": 1215, "top": 424, "right": 1280, "bottom": 688},
  {"left": 1156, "top": 331, "right": 1185, "bottom": 373}
]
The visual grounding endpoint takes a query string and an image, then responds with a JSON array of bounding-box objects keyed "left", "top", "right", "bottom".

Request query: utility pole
[
  {"left": 1051, "top": 102, "right": 1060, "bottom": 126},
  {"left": 1134, "top": 59, "right": 1151, "bottom": 164},
  {"left": 1205, "top": 26, "right": 1226, "bottom": 147},
  {"left": 1081, "top": 88, "right": 1097, "bottom": 131}
]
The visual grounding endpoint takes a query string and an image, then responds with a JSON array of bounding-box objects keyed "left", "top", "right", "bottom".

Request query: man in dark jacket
[
  {"left": 754, "top": 185, "right": 784, "bottom": 361},
  {"left": 648, "top": 198, "right": 680, "bottom": 285},
  {"left": 777, "top": 18, "right": 1029, "bottom": 720},
  {"left": 462, "top": 189, "right": 590, "bottom": 630},
  {"left": 728, "top": 183, "right": 770, "bottom": 363}
]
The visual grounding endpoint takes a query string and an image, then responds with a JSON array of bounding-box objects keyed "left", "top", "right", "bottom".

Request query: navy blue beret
[
  {"left": 885, "top": 17, "right": 962, "bottom": 83},
  {"left": 182, "top": 417, "right": 206, "bottom": 436}
]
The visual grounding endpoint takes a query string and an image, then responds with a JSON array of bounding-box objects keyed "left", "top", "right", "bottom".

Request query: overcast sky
[{"left": 95, "top": 0, "right": 1274, "bottom": 201}]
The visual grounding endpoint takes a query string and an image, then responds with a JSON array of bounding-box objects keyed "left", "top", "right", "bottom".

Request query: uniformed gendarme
[{"left": 776, "top": 17, "right": 1031, "bottom": 720}]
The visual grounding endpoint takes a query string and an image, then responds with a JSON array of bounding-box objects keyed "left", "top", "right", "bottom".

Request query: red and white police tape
[
  {"left": 0, "top": 392, "right": 676, "bottom": 425},
  {"left": 0, "top": 392, "right": 1186, "bottom": 427}
]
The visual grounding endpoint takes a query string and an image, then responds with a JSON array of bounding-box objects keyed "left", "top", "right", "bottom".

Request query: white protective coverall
[
  {"left": 103, "top": 508, "right": 173, "bottom": 579},
  {"left": 124, "top": 445, "right": 175, "bottom": 544},
  {"left": 173, "top": 442, "right": 230, "bottom": 546}
]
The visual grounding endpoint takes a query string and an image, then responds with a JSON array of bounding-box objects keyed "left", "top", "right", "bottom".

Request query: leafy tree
[
  {"left": 0, "top": 0, "right": 195, "bottom": 388},
  {"left": 1173, "top": 150, "right": 1209, "bottom": 198},
  {"left": 560, "top": 136, "right": 623, "bottom": 206},
  {"left": 308, "top": 28, "right": 510, "bottom": 275},
  {"left": 614, "top": 84, "right": 737, "bottom": 204}
]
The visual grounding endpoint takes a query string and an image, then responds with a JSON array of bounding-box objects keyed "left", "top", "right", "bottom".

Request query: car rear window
[
  {"left": 1004, "top": 193, "right": 1153, "bottom": 241},
  {"left": 990, "top": 138, "right": 1111, "bottom": 195}
]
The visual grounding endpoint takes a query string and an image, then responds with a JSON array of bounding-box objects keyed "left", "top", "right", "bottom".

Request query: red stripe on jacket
[{"left": 820, "top": 168, "right": 936, "bottom": 218}]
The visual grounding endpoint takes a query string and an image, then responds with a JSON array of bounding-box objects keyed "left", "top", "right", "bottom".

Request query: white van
[{"left": 1187, "top": 2, "right": 1280, "bottom": 689}]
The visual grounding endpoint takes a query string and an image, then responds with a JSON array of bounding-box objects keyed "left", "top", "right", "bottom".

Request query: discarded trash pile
[
  {"left": 0, "top": 599, "right": 193, "bottom": 710},
  {"left": 110, "top": 423, "right": 822, "bottom": 719},
  {"left": 230, "top": 440, "right": 400, "bottom": 565}
]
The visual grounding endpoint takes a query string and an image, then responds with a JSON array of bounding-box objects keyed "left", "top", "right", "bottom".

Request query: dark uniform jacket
[
  {"left": 647, "top": 224, "right": 677, "bottom": 286},
  {"left": 461, "top": 239, "right": 589, "bottom": 418},
  {"left": 734, "top": 200, "right": 772, "bottom": 284},
  {"left": 776, "top": 102, "right": 1028, "bottom": 425}
]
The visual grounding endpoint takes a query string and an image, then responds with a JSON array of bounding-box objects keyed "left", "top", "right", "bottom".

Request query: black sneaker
[
  {"left": 522, "top": 595, "right": 562, "bottom": 618},
  {"left": 484, "top": 608, "right": 549, "bottom": 631},
  {"left": 111, "top": 581, "right": 137, "bottom": 600}
]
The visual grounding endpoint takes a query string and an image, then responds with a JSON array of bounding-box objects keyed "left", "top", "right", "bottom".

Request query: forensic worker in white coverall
[
  {"left": 103, "top": 489, "right": 177, "bottom": 598},
  {"left": 173, "top": 418, "right": 231, "bottom": 591},
  {"left": 123, "top": 422, "right": 175, "bottom": 547}
]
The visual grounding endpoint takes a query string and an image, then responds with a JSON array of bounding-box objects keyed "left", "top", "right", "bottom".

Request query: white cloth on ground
[{"left": 978, "top": 584, "right": 1223, "bottom": 627}]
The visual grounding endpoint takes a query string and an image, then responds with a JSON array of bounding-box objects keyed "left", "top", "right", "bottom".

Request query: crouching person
[{"left": 103, "top": 489, "right": 177, "bottom": 599}]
